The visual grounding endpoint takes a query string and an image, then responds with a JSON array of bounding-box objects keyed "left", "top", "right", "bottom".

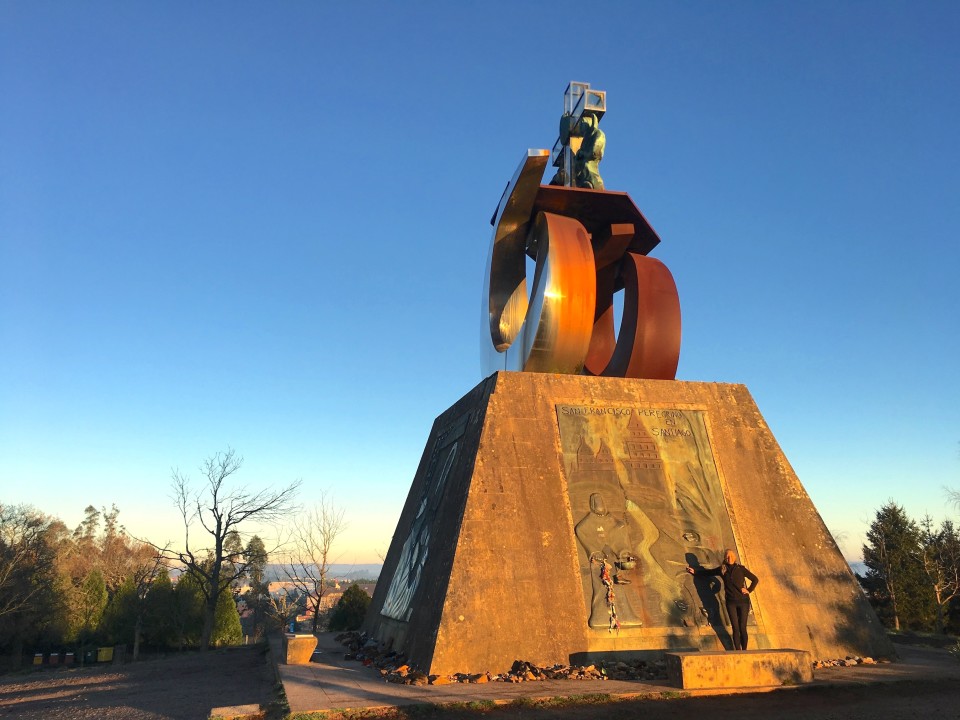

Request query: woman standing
[{"left": 687, "top": 549, "right": 759, "bottom": 650}]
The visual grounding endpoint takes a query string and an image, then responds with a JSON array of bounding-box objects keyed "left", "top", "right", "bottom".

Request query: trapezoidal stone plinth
[{"left": 364, "top": 372, "right": 892, "bottom": 676}]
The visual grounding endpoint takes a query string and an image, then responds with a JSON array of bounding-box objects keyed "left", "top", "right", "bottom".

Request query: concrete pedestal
[
  {"left": 364, "top": 372, "right": 893, "bottom": 676},
  {"left": 666, "top": 649, "right": 813, "bottom": 689},
  {"left": 283, "top": 634, "right": 318, "bottom": 665}
]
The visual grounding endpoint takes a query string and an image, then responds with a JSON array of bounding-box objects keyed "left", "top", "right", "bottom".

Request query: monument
[{"left": 364, "top": 82, "right": 893, "bottom": 677}]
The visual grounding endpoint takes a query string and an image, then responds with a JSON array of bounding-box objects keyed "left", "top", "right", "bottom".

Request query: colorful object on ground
[{"left": 597, "top": 557, "right": 620, "bottom": 633}]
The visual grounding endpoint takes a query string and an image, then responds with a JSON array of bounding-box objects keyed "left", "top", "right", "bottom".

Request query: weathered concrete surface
[
  {"left": 666, "top": 649, "right": 812, "bottom": 689},
  {"left": 283, "top": 634, "right": 318, "bottom": 665},
  {"left": 364, "top": 372, "right": 893, "bottom": 676},
  {"left": 209, "top": 704, "right": 264, "bottom": 720}
]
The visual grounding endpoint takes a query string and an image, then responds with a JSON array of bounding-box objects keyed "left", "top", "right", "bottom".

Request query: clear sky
[{"left": 2, "top": 2, "right": 958, "bottom": 565}]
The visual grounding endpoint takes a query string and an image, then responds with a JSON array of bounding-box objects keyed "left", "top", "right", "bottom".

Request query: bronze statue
[
  {"left": 573, "top": 113, "right": 605, "bottom": 190},
  {"left": 549, "top": 110, "right": 605, "bottom": 189},
  {"left": 481, "top": 82, "right": 681, "bottom": 380}
]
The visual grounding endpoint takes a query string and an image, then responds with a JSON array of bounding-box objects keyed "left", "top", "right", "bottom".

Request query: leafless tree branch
[
  {"left": 281, "top": 493, "right": 348, "bottom": 633},
  {"left": 164, "top": 448, "right": 300, "bottom": 649}
]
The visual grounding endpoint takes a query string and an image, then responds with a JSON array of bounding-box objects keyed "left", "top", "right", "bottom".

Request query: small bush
[{"left": 328, "top": 584, "right": 371, "bottom": 631}]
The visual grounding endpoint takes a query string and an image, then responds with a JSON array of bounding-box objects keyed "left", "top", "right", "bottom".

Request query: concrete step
[{"left": 666, "top": 649, "right": 812, "bottom": 689}]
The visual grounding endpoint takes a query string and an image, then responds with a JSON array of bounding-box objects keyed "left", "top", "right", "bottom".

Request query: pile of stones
[
  {"left": 333, "top": 632, "right": 667, "bottom": 685},
  {"left": 478, "top": 660, "right": 606, "bottom": 683},
  {"left": 812, "top": 656, "right": 879, "bottom": 668}
]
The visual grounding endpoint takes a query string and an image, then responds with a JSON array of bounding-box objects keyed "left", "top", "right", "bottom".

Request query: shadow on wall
[
  {"left": 767, "top": 556, "right": 896, "bottom": 661},
  {"left": 686, "top": 552, "right": 734, "bottom": 651},
  {"left": 824, "top": 588, "right": 897, "bottom": 660}
]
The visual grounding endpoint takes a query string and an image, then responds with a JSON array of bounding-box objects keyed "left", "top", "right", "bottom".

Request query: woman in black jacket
[{"left": 687, "top": 548, "right": 759, "bottom": 650}]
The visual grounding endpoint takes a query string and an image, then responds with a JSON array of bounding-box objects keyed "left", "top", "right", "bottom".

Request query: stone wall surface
[{"left": 363, "top": 372, "right": 893, "bottom": 676}]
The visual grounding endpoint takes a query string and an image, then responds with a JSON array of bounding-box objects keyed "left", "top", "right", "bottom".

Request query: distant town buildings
[{"left": 267, "top": 579, "right": 377, "bottom": 624}]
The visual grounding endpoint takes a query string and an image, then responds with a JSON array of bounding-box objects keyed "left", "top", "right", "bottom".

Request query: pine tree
[
  {"left": 243, "top": 536, "right": 269, "bottom": 640},
  {"left": 328, "top": 584, "right": 371, "bottom": 631},
  {"left": 144, "top": 571, "right": 178, "bottom": 649},
  {"left": 101, "top": 577, "right": 138, "bottom": 645},
  {"left": 172, "top": 570, "right": 206, "bottom": 648},
  {"left": 211, "top": 589, "right": 242, "bottom": 646},
  {"left": 860, "top": 502, "right": 932, "bottom": 630}
]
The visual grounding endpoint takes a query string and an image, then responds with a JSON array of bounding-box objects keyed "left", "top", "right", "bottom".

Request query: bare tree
[
  {"left": 267, "top": 589, "right": 299, "bottom": 633},
  {"left": 282, "top": 495, "right": 347, "bottom": 634},
  {"left": 947, "top": 486, "right": 960, "bottom": 514},
  {"left": 0, "top": 505, "right": 58, "bottom": 620},
  {"left": 168, "top": 448, "right": 300, "bottom": 650},
  {"left": 920, "top": 516, "right": 960, "bottom": 635}
]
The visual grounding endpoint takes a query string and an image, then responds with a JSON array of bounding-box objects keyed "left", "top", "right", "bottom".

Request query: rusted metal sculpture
[{"left": 481, "top": 82, "right": 681, "bottom": 380}]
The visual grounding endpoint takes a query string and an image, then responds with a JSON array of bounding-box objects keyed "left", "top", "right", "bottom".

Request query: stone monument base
[
  {"left": 364, "top": 372, "right": 892, "bottom": 676},
  {"left": 666, "top": 649, "right": 812, "bottom": 689}
]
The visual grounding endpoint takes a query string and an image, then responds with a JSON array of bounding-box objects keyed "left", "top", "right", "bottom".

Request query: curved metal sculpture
[
  {"left": 482, "top": 152, "right": 597, "bottom": 375},
  {"left": 481, "top": 84, "right": 681, "bottom": 380},
  {"left": 584, "top": 252, "right": 681, "bottom": 379}
]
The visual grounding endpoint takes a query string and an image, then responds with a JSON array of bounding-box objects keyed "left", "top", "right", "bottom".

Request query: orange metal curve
[
  {"left": 482, "top": 151, "right": 681, "bottom": 379},
  {"left": 584, "top": 252, "right": 681, "bottom": 380},
  {"left": 521, "top": 212, "right": 597, "bottom": 374}
]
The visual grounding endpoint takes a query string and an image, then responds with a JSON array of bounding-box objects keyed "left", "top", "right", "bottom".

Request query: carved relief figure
[
  {"left": 558, "top": 406, "right": 742, "bottom": 633},
  {"left": 574, "top": 492, "right": 641, "bottom": 628}
]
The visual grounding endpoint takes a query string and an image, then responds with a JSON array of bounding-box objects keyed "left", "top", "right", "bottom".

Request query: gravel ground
[{"left": 0, "top": 645, "right": 275, "bottom": 720}]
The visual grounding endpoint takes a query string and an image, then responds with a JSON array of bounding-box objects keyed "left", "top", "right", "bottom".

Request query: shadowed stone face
[{"left": 381, "top": 421, "right": 465, "bottom": 622}]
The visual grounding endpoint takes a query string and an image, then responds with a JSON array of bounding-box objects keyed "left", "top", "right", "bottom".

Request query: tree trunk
[
  {"left": 200, "top": 595, "right": 216, "bottom": 650},
  {"left": 311, "top": 595, "right": 321, "bottom": 634},
  {"left": 133, "top": 615, "right": 142, "bottom": 661},
  {"left": 11, "top": 637, "right": 23, "bottom": 670},
  {"left": 888, "top": 580, "right": 900, "bottom": 630}
]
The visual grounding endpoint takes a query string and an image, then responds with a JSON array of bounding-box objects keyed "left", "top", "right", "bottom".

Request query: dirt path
[{"left": 0, "top": 646, "right": 274, "bottom": 720}]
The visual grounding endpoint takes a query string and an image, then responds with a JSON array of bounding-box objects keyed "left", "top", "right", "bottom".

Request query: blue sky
[{"left": 1, "top": 2, "right": 958, "bottom": 564}]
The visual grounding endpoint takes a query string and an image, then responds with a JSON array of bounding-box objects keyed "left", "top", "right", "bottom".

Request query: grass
[
  {"left": 508, "top": 693, "right": 613, "bottom": 709},
  {"left": 657, "top": 690, "right": 688, "bottom": 700},
  {"left": 280, "top": 690, "right": 695, "bottom": 720},
  {"left": 442, "top": 701, "right": 497, "bottom": 712}
]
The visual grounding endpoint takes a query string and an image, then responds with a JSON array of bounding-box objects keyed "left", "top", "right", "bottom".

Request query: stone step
[{"left": 666, "top": 649, "right": 812, "bottom": 689}]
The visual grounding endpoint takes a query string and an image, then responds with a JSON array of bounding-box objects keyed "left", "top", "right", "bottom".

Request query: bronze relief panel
[{"left": 556, "top": 405, "right": 741, "bottom": 632}]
